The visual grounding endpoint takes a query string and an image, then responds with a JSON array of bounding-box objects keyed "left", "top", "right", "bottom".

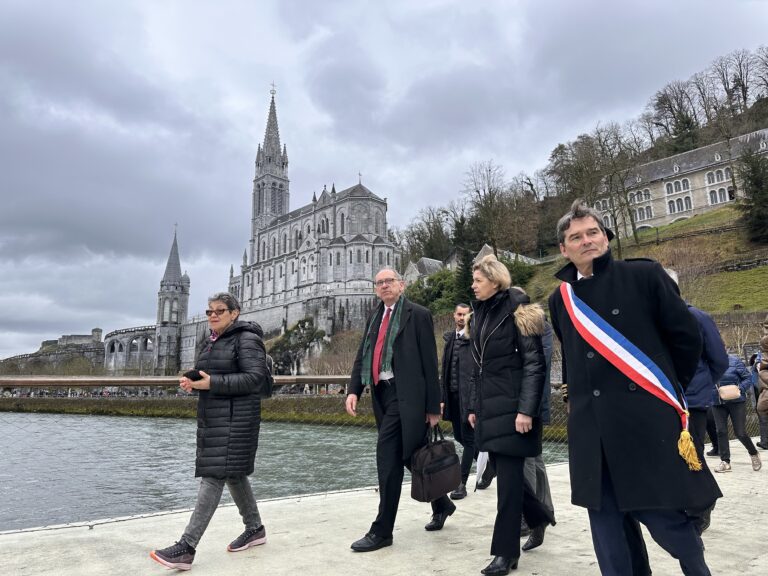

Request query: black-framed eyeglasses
[
  {"left": 205, "top": 308, "right": 230, "bottom": 317},
  {"left": 374, "top": 278, "right": 398, "bottom": 287}
]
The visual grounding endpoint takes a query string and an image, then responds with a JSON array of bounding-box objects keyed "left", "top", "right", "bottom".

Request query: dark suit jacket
[
  {"left": 350, "top": 297, "right": 440, "bottom": 460},
  {"left": 440, "top": 330, "right": 473, "bottom": 423}
]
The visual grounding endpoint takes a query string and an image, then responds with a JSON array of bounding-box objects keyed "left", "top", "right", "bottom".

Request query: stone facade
[{"left": 596, "top": 128, "right": 768, "bottom": 235}]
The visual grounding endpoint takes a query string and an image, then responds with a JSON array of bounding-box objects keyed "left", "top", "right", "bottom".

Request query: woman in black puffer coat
[
  {"left": 151, "top": 292, "right": 269, "bottom": 571},
  {"left": 467, "top": 255, "right": 549, "bottom": 576}
]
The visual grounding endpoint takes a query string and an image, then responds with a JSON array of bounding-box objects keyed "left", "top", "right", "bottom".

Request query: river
[{"left": 0, "top": 412, "right": 567, "bottom": 531}]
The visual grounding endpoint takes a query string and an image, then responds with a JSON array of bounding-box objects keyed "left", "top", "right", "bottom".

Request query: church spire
[
  {"left": 258, "top": 87, "right": 286, "bottom": 178},
  {"left": 161, "top": 230, "right": 182, "bottom": 285}
]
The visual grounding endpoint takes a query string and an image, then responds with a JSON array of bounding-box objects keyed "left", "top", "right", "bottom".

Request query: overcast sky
[{"left": 1, "top": 0, "right": 766, "bottom": 359}]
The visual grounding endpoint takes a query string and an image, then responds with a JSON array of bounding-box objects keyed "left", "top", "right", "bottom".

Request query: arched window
[
  {"left": 629, "top": 193, "right": 635, "bottom": 204},
  {"left": 171, "top": 299, "right": 179, "bottom": 322},
  {"left": 282, "top": 234, "right": 287, "bottom": 253},
  {"left": 645, "top": 206, "right": 652, "bottom": 219},
  {"left": 336, "top": 252, "right": 340, "bottom": 266},
  {"left": 644, "top": 190, "right": 651, "bottom": 201},
  {"left": 682, "top": 179, "right": 689, "bottom": 191},
  {"left": 291, "top": 262, "right": 295, "bottom": 274},
  {"left": 710, "top": 190, "right": 718, "bottom": 204},
  {"left": 306, "top": 224, "right": 311, "bottom": 236},
  {"left": 684, "top": 196, "right": 692, "bottom": 210},
  {"left": 387, "top": 252, "right": 391, "bottom": 265},
  {"left": 674, "top": 181, "right": 682, "bottom": 192},
  {"left": 707, "top": 172, "right": 715, "bottom": 185},
  {"left": 668, "top": 200, "right": 676, "bottom": 214},
  {"left": 272, "top": 238, "right": 276, "bottom": 257},
  {"left": 718, "top": 188, "right": 726, "bottom": 203},
  {"left": 261, "top": 242, "right": 266, "bottom": 260},
  {"left": 279, "top": 264, "right": 283, "bottom": 278},
  {"left": 378, "top": 252, "right": 383, "bottom": 265},
  {"left": 357, "top": 249, "right": 361, "bottom": 263},
  {"left": 163, "top": 299, "right": 171, "bottom": 322},
  {"left": 144, "top": 338, "right": 153, "bottom": 351},
  {"left": 329, "top": 254, "right": 332, "bottom": 266},
  {"left": 676, "top": 198, "right": 684, "bottom": 212},
  {"left": 634, "top": 209, "right": 640, "bottom": 222},
  {"left": 108, "top": 341, "right": 116, "bottom": 354},
  {"left": 301, "top": 257, "right": 307, "bottom": 278},
  {"left": 257, "top": 271, "right": 261, "bottom": 282},
  {"left": 594, "top": 202, "right": 601, "bottom": 210},
  {"left": 340, "top": 213, "right": 345, "bottom": 234},
  {"left": 349, "top": 250, "right": 353, "bottom": 263},
  {"left": 601, "top": 199, "right": 608, "bottom": 210},
  {"left": 666, "top": 183, "right": 674, "bottom": 195},
  {"left": 365, "top": 250, "right": 369, "bottom": 263},
  {"left": 725, "top": 167, "right": 732, "bottom": 180},
  {"left": 602, "top": 215, "right": 611, "bottom": 228},
  {"left": 130, "top": 339, "right": 139, "bottom": 354},
  {"left": 715, "top": 170, "right": 724, "bottom": 182},
  {"left": 294, "top": 230, "right": 300, "bottom": 250}
]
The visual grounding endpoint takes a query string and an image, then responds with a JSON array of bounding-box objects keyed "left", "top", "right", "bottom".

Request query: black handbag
[{"left": 410, "top": 427, "right": 461, "bottom": 502}]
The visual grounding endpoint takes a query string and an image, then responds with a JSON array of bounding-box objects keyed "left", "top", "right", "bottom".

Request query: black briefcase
[{"left": 410, "top": 427, "right": 461, "bottom": 502}]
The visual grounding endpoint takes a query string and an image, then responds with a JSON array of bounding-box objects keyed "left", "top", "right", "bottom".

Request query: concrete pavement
[{"left": 1, "top": 442, "right": 766, "bottom": 575}]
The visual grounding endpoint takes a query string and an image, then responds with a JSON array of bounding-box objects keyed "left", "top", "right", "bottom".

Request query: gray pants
[
  {"left": 524, "top": 454, "right": 554, "bottom": 517},
  {"left": 181, "top": 476, "right": 262, "bottom": 548}
]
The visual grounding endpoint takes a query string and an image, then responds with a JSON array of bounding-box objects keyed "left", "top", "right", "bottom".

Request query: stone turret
[{"left": 155, "top": 231, "right": 190, "bottom": 375}]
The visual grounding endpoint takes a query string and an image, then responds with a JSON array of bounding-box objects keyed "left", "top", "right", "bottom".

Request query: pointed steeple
[
  {"left": 162, "top": 231, "right": 182, "bottom": 285},
  {"left": 260, "top": 90, "right": 285, "bottom": 176}
]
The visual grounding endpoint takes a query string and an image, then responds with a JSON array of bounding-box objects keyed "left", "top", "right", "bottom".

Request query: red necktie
[{"left": 372, "top": 307, "right": 392, "bottom": 385}]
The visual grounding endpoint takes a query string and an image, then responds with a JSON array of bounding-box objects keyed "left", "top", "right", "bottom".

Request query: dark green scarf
[{"left": 360, "top": 295, "right": 404, "bottom": 387}]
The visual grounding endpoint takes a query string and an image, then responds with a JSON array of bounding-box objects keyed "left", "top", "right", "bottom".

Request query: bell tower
[{"left": 252, "top": 87, "right": 290, "bottom": 237}]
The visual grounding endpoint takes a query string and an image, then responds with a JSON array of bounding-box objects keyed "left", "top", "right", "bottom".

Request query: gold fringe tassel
[{"left": 678, "top": 429, "right": 702, "bottom": 471}]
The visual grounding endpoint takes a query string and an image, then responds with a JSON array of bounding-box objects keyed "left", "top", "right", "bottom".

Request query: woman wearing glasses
[{"left": 151, "top": 292, "right": 269, "bottom": 571}]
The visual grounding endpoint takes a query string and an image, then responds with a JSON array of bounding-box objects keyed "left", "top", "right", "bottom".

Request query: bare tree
[
  {"left": 711, "top": 54, "right": 737, "bottom": 116},
  {"left": 755, "top": 45, "right": 768, "bottom": 98},
  {"left": 463, "top": 160, "right": 507, "bottom": 256},
  {"left": 731, "top": 49, "right": 756, "bottom": 113},
  {"left": 690, "top": 71, "right": 720, "bottom": 125}
]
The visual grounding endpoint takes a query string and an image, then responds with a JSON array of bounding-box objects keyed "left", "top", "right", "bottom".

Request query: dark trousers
[
  {"left": 712, "top": 401, "right": 758, "bottom": 462},
  {"left": 689, "top": 408, "right": 708, "bottom": 456},
  {"left": 447, "top": 390, "right": 475, "bottom": 484},
  {"left": 706, "top": 408, "right": 719, "bottom": 452},
  {"left": 370, "top": 380, "right": 451, "bottom": 538},
  {"left": 489, "top": 453, "right": 525, "bottom": 558},
  {"left": 588, "top": 464, "right": 710, "bottom": 576}
]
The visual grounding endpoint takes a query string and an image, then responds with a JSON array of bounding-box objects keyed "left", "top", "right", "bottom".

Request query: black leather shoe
[
  {"left": 481, "top": 555, "right": 518, "bottom": 575},
  {"left": 757, "top": 441, "right": 768, "bottom": 450},
  {"left": 424, "top": 503, "right": 456, "bottom": 531},
  {"left": 706, "top": 448, "right": 719, "bottom": 457},
  {"left": 522, "top": 524, "right": 546, "bottom": 552},
  {"left": 519, "top": 521, "right": 531, "bottom": 538},
  {"left": 476, "top": 469, "right": 495, "bottom": 490},
  {"left": 350, "top": 533, "right": 393, "bottom": 552},
  {"left": 450, "top": 483, "right": 467, "bottom": 500}
]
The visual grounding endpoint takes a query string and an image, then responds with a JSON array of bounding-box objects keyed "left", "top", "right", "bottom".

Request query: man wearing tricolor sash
[{"left": 548, "top": 200, "right": 721, "bottom": 576}]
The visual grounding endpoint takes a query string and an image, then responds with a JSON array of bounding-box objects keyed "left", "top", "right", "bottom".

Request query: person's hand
[
  {"left": 179, "top": 377, "right": 193, "bottom": 393},
  {"left": 515, "top": 413, "right": 533, "bottom": 434},
  {"left": 192, "top": 370, "right": 211, "bottom": 390},
  {"left": 468, "top": 413, "right": 476, "bottom": 428},
  {"left": 426, "top": 413, "right": 440, "bottom": 428},
  {"left": 345, "top": 394, "right": 358, "bottom": 416}
]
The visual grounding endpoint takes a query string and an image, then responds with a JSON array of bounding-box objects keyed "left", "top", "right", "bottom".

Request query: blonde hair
[{"left": 472, "top": 254, "right": 511, "bottom": 291}]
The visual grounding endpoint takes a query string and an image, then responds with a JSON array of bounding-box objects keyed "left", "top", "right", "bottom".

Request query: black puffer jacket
[
  {"left": 469, "top": 289, "right": 546, "bottom": 457},
  {"left": 194, "top": 320, "right": 267, "bottom": 478}
]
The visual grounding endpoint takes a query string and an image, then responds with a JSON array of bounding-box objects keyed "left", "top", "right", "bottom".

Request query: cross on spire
[
  {"left": 358, "top": 172, "right": 362, "bottom": 185},
  {"left": 270, "top": 81, "right": 277, "bottom": 96}
]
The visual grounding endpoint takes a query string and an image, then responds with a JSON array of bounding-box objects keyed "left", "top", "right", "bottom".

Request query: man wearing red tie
[{"left": 346, "top": 267, "right": 454, "bottom": 552}]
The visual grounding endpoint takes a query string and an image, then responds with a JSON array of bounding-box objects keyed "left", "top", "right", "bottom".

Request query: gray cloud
[{"left": 1, "top": 0, "right": 767, "bottom": 358}]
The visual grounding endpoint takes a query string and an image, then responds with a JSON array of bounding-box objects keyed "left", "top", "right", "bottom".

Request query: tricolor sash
[{"left": 560, "top": 282, "right": 702, "bottom": 471}]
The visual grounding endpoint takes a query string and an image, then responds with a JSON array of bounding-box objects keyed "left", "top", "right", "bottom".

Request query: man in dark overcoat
[
  {"left": 346, "top": 267, "right": 454, "bottom": 552},
  {"left": 440, "top": 303, "right": 475, "bottom": 500},
  {"left": 548, "top": 200, "right": 721, "bottom": 576}
]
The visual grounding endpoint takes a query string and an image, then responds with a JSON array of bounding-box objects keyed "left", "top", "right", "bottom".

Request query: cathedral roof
[
  {"left": 329, "top": 237, "right": 347, "bottom": 245},
  {"left": 336, "top": 183, "right": 384, "bottom": 202},
  {"left": 161, "top": 231, "right": 183, "bottom": 284}
]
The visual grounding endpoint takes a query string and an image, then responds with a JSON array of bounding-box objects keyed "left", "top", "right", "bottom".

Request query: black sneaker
[
  {"left": 706, "top": 448, "right": 719, "bottom": 457},
  {"left": 150, "top": 540, "right": 195, "bottom": 571},
  {"left": 227, "top": 525, "right": 267, "bottom": 552}
]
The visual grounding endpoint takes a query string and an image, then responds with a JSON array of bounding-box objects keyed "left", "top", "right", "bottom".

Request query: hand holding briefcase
[{"left": 410, "top": 426, "right": 461, "bottom": 502}]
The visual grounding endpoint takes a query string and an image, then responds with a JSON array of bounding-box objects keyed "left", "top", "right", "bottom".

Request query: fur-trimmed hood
[{"left": 514, "top": 302, "right": 545, "bottom": 338}]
